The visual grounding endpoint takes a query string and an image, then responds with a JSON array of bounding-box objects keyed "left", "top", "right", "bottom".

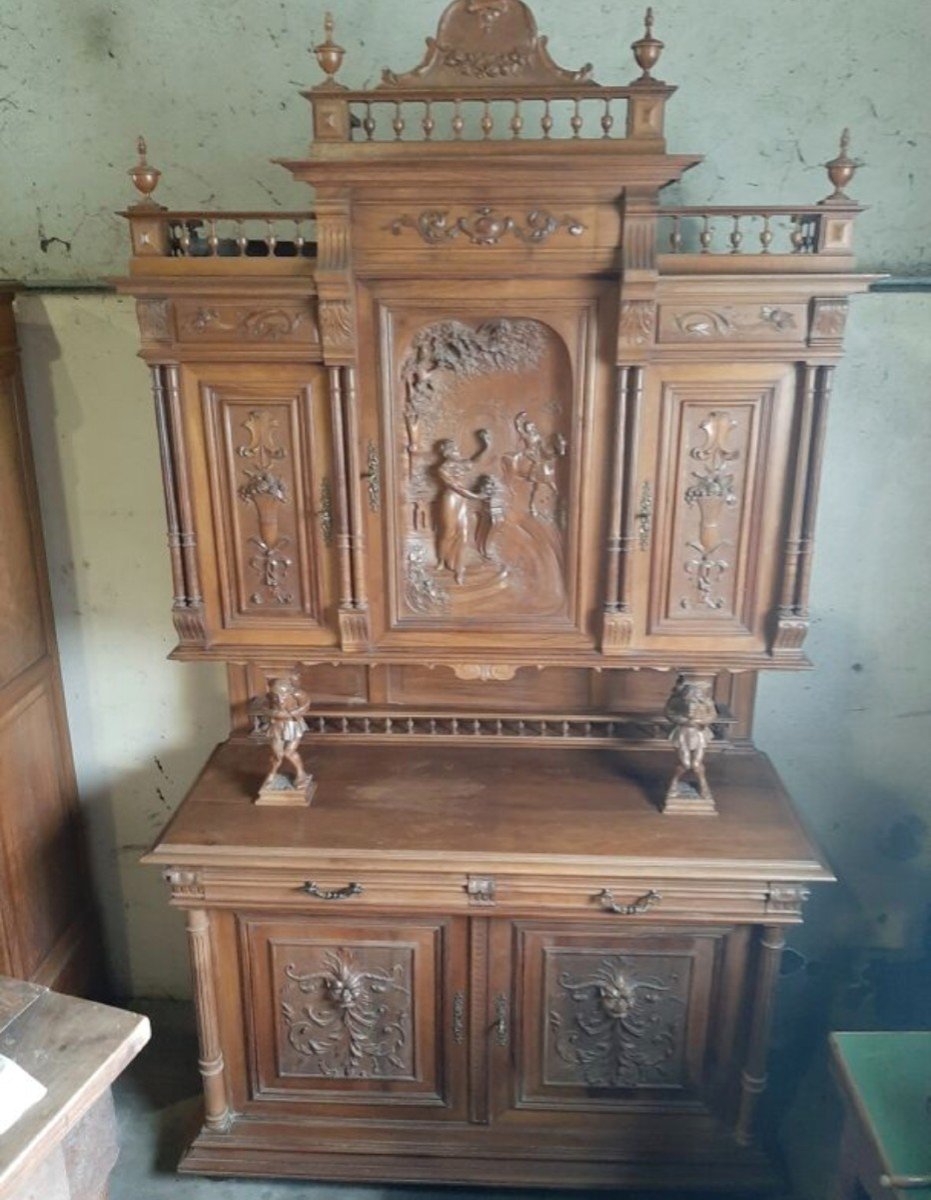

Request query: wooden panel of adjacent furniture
[{"left": 0, "top": 287, "right": 100, "bottom": 994}]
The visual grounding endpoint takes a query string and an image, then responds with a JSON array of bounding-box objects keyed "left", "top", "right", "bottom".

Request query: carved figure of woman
[
  {"left": 435, "top": 431, "right": 491, "bottom": 584},
  {"left": 262, "top": 676, "right": 312, "bottom": 791}
]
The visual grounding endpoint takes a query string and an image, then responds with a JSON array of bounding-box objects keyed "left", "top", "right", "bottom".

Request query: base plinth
[
  {"left": 663, "top": 781, "right": 718, "bottom": 815},
  {"left": 255, "top": 775, "right": 316, "bottom": 807}
]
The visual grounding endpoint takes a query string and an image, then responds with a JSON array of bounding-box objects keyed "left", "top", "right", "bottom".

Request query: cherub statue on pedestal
[
  {"left": 663, "top": 675, "right": 718, "bottom": 815},
  {"left": 255, "top": 675, "right": 315, "bottom": 806}
]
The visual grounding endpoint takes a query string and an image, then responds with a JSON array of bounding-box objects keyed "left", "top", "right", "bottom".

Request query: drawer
[{"left": 180, "top": 868, "right": 782, "bottom": 922}]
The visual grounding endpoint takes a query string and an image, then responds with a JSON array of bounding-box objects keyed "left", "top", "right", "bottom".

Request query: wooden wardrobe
[
  {"left": 0, "top": 286, "right": 100, "bottom": 995},
  {"left": 120, "top": 2, "right": 873, "bottom": 1189}
]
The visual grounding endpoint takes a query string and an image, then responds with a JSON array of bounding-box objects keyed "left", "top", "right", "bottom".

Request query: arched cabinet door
[
  {"left": 625, "top": 362, "right": 797, "bottom": 659},
  {"left": 355, "top": 279, "right": 617, "bottom": 657},
  {"left": 164, "top": 362, "right": 341, "bottom": 651}
]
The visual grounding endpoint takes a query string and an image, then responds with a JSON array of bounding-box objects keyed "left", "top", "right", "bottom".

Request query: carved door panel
[
  {"left": 630, "top": 364, "right": 795, "bottom": 653},
  {"left": 487, "top": 921, "right": 732, "bottom": 1123},
  {"left": 357, "top": 281, "right": 615, "bottom": 652},
  {"left": 180, "top": 364, "right": 339, "bottom": 648},
  {"left": 239, "top": 915, "right": 468, "bottom": 1120}
]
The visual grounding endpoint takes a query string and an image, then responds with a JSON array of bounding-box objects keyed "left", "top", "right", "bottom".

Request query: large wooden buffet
[{"left": 126, "top": 0, "right": 873, "bottom": 1189}]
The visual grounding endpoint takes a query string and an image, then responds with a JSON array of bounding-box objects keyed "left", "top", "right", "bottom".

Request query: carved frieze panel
[
  {"left": 544, "top": 949, "right": 691, "bottom": 1089},
  {"left": 658, "top": 303, "right": 805, "bottom": 344},
  {"left": 176, "top": 300, "right": 319, "bottom": 346},
  {"left": 388, "top": 315, "right": 579, "bottom": 626},
  {"left": 278, "top": 944, "right": 414, "bottom": 1080},
  {"left": 388, "top": 207, "right": 587, "bottom": 247}
]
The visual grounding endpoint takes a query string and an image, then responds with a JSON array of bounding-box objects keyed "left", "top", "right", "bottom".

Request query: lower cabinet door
[
  {"left": 239, "top": 914, "right": 468, "bottom": 1120},
  {"left": 487, "top": 920, "right": 745, "bottom": 1123}
]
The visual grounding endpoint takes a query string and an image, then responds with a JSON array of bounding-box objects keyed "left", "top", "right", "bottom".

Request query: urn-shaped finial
[
  {"left": 632, "top": 7, "right": 664, "bottom": 82},
  {"left": 313, "top": 12, "right": 346, "bottom": 85},
  {"left": 823, "top": 128, "right": 862, "bottom": 202},
  {"left": 129, "top": 136, "right": 162, "bottom": 206}
]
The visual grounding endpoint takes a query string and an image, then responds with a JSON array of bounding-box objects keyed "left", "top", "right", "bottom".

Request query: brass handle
[
  {"left": 493, "top": 994, "right": 509, "bottom": 1047},
  {"left": 597, "top": 888, "right": 661, "bottom": 915},
  {"left": 636, "top": 480, "right": 653, "bottom": 550},
  {"left": 452, "top": 991, "right": 466, "bottom": 1044},
  {"left": 362, "top": 441, "right": 380, "bottom": 512},
  {"left": 301, "top": 881, "right": 363, "bottom": 900}
]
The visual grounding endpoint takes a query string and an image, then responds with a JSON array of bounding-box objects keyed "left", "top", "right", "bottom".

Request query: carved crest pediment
[{"left": 378, "top": 0, "right": 596, "bottom": 90}]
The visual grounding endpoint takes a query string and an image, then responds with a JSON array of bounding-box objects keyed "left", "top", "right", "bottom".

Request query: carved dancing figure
[
  {"left": 435, "top": 430, "right": 493, "bottom": 584},
  {"left": 664, "top": 676, "right": 717, "bottom": 806},
  {"left": 506, "top": 409, "right": 566, "bottom": 520},
  {"left": 261, "top": 675, "right": 312, "bottom": 792}
]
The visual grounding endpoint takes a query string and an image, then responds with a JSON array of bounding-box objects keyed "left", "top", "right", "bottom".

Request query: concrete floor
[{"left": 108, "top": 1002, "right": 795, "bottom": 1200}]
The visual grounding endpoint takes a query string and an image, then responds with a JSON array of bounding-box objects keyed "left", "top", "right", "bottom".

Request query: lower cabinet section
[{"left": 192, "top": 908, "right": 775, "bottom": 1189}]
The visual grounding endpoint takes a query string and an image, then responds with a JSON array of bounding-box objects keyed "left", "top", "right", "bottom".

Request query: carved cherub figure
[
  {"left": 261, "top": 675, "right": 312, "bottom": 793},
  {"left": 664, "top": 676, "right": 717, "bottom": 803},
  {"left": 507, "top": 409, "right": 567, "bottom": 520}
]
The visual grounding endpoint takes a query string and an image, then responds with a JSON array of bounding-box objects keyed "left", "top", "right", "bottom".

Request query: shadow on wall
[{"left": 16, "top": 291, "right": 228, "bottom": 999}]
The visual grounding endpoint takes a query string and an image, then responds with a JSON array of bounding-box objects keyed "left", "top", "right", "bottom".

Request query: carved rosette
[
  {"left": 280, "top": 947, "right": 413, "bottom": 1079},
  {"left": 546, "top": 951, "right": 689, "bottom": 1088}
]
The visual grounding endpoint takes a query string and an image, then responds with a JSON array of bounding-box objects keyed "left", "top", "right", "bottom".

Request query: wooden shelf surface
[{"left": 145, "top": 741, "right": 831, "bottom": 882}]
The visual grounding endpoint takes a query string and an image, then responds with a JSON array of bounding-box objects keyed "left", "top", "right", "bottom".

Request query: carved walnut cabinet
[{"left": 125, "top": 1, "right": 873, "bottom": 1189}]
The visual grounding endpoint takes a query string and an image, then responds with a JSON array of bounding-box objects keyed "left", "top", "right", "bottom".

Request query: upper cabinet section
[{"left": 118, "top": 0, "right": 875, "bottom": 668}]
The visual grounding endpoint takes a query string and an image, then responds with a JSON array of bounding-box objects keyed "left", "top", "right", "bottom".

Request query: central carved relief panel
[{"left": 392, "top": 316, "right": 576, "bottom": 624}]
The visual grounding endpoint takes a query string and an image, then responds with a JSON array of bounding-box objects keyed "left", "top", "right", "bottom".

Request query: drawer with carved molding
[
  {"left": 173, "top": 299, "right": 320, "bottom": 346},
  {"left": 657, "top": 302, "right": 807, "bottom": 344},
  {"left": 172, "top": 868, "right": 474, "bottom": 913},
  {"left": 471, "top": 875, "right": 808, "bottom": 922}
]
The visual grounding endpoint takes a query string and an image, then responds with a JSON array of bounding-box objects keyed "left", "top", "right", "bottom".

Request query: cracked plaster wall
[{"left": 1, "top": 6, "right": 929, "bottom": 1183}]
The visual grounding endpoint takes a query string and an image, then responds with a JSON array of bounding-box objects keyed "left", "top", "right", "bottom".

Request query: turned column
[
  {"left": 735, "top": 925, "right": 786, "bottom": 1145},
  {"left": 185, "top": 908, "right": 232, "bottom": 1132}
]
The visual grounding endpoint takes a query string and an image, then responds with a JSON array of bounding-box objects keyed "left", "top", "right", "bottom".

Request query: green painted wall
[
  {"left": 2, "top": 0, "right": 929, "bottom": 280},
  {"left": 3, "top": 3, "right": 930, "bottom": 1186}
]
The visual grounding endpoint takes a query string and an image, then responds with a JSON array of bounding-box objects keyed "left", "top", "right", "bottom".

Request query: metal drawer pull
[
  {"left": 597, "top": 888, "right": 661, "bottom": 915},
  {"left": 493, "top": 994, "right": 509, "bottom": 1047},
  {"left": 301, "top": 881, "right": 363, "bottom": 900}
]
